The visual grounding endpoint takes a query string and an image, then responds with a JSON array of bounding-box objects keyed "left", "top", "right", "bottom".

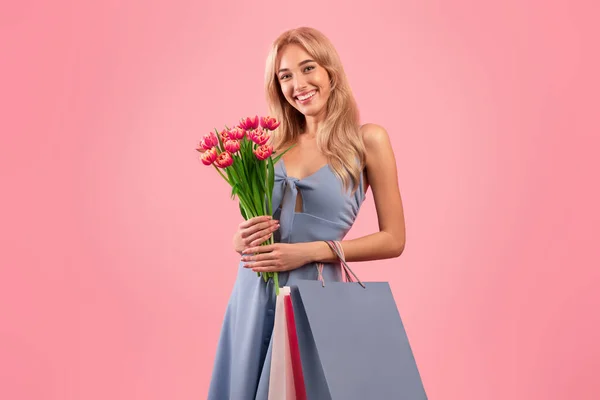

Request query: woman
[{"left": 207, "top": 26, "right": 406, "bottom": 399}]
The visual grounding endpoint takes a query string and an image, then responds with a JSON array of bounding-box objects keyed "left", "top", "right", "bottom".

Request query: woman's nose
[{"left": 293, "top": 76, "right": 308, "bottom": 92}]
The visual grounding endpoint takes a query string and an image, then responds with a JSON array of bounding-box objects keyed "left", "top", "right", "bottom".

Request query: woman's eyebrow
[{"left": 278, "top": 59, "right": 315, "bottom": 73}]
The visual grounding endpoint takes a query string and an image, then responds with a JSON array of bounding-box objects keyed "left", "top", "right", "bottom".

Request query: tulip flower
[
  {"left": 239, "top": 115, "right": 259, "bottom": 130},
  {"left": 224, "top": 139, "right": 241, "bottom": 154},
  {"left": 200, "top": 147, "right": 218, "bottom": 165},
  {"left": 228, "top": 126, "right": 245, "bottom": 140},
  {"left": 198, "top": 132, "right": 218, "bottom": 151},
  {"left": 214, "top": 151, "right": 234, "bottom": 168},
  {"left": 249, "top": 126, "right": 270, "bottom": 145},
  {"left": 219, "top": 129, "right": 230, "bottom": 142},
  {"left": 260, "top": 116, "right": 280, "bottom": 130},
  {"left": 254, "top": 144, "right": 273, "bottom": 160}
]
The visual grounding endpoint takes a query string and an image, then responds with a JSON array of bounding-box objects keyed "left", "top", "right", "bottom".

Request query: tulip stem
[{"left": 213, "top": 165, "right": 230, "bottom": 185}]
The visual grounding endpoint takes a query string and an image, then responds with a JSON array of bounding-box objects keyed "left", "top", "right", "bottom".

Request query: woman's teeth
[{"left": 297, "top": 91, "right": 316, "bottom": 101}]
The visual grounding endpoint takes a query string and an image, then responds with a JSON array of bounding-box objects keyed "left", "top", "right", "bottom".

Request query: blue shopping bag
[{"left": 288, "top": 241, "right": 428, "bottom": 399}]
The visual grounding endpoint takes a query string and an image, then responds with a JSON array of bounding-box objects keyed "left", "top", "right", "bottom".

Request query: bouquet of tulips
[{"left": 196, "top": 115, "right": 292, "bottom": 295}]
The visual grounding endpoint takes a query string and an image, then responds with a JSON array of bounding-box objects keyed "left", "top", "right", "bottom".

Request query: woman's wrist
[{"left": 305, "top": 241, "right": 338, "bottom": 264}]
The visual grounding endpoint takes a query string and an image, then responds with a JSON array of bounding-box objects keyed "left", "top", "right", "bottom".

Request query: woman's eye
[{"left": 279, "top": 66, "right": 313, "bottom": 80}]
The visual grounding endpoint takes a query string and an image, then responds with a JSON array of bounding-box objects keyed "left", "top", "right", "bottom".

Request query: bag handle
[{"left": 316, "top": 240, "right": 366, "bottom": 288}]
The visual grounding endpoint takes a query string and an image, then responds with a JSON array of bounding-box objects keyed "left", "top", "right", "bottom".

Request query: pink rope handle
[{"left": 316, "top": 240, "right": 365, "bottom": 288}]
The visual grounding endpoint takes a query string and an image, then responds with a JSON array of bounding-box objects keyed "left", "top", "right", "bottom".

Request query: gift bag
[
  {"left": 289, "top": 240, "right": 428, "bottom": 400},
  {"left": 268, "top": 286, "right": 296, "bottom": 400},
  {"left": 284, "top": 294, "right": 307, "bottom": 400}
]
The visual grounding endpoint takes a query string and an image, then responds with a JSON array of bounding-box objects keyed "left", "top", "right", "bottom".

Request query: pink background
[{"left": 1, "top": 0, "right": 599, "bottom": 399}]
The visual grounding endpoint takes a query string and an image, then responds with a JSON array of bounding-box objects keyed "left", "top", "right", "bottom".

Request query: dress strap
[
  {"left": 278, "top": 177, "right": 299, "bottom": 243},
  {"left": 316, "top": 240, "right": 366, "bottom": 288}
]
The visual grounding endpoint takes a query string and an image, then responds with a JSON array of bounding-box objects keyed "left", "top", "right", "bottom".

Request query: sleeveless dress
[{"left": 207, "top": 159, "right": 366, "bottom": 400}]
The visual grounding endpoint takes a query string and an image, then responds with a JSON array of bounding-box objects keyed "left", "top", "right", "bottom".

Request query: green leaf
[
  {"left": 212, "top": 164, "right": 231, "bottom": 185},
  {"left": 271, "top": 143, "right": 295, "bottom": 165},
  {"left": 227, "top": 167, "right": 255, "bottom": 216},
  {"left": 239, "top": 201, "right": 248, "bottom": 220},
  {"left": 236, "top": 191, "right": 255, "bottom": 218},
  {"left": 228, "top": 159, "right": 243, "bottom": 189},
  {"left": 239, "top": 190, "right": 256, "bottom": 216},
  {"left": 225, "top": 162, "right": 236, "bottom": 185},
  {"left": 242, "top": 140, "right": 252, "bottom": 185},
  {"left": 251, "top": 176, "right": 263, "bottom": 216},
  {"left": 267, "top": 157, "right": 275, "bottom": 192},
  {"left": 215, "top": 128, "right": 224, "bottom": 151},
  {"left": 267, "top": 158, "right": 274, "bottom": 215},
  {"left": 257, "top": 159, "right": 267, "bottom": 193},
  {"left": 231, "top": 182, "right": 240, "bottom": 200}
]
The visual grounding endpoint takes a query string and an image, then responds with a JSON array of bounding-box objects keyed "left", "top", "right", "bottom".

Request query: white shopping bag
[{"left": 268, "top": 286, "right": 296, "bottom": 399}]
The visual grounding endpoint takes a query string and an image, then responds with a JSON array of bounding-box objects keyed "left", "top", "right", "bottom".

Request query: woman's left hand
[{"left": 241, "top": 242, "right": 313, "bottom": 273}]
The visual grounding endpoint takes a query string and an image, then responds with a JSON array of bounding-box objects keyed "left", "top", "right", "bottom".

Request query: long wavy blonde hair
[{"left": 264, "top": 27, "right": 366, "bottom": 194}]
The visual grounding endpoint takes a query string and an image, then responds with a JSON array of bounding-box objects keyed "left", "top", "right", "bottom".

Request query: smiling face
[{"left": 276, "top": 43, "right": 332, "bottom": 120}]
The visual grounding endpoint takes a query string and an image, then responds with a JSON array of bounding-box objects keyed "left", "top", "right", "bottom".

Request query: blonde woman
[{"left": 208, "top": 26, "right": 406, "bottom": 399}]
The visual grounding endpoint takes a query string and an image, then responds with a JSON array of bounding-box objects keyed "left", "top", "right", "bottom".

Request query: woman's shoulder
[{"left": 359, "top": 123, "right": 393, "bottom": 153}]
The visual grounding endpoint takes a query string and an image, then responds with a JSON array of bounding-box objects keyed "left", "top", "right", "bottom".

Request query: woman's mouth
[{"left": 295, "top": 90, "right": 317, "bottom": 104}]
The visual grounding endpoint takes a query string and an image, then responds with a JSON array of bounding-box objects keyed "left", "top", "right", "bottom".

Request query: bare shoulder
[
  {"left": 360, "top": 122, "right": 390, "bottom": 143},
  {"left": 359, "top": 123, "right": 395, "bottom": 167}
]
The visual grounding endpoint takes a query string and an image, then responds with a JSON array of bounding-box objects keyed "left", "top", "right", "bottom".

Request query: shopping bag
[
  {"left": 284, "top": 293, "right": 307, "bottom": 400},
  {"left": 289, "top": 240, "right": 428, "bottom": 400},
  {"left": 268, "top": 287, "right": 296, "bottom": 400}
]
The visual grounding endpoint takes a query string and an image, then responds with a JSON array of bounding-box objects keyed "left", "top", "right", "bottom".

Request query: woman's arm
[
  {"left": 240, "top": 123, "right": 406, "bottom": 273},
  {"left": 306, "top": 123, "right": 406, "bottom": 263}
]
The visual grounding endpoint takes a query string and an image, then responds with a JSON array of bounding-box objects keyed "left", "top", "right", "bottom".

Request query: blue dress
[{"left": 207, "top": 159, "right": 366, "bottom": 399}]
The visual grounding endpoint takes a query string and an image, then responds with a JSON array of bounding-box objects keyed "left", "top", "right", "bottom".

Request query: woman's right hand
[{"left": 233, "top": 216, "right": 280, "bottom": 254}]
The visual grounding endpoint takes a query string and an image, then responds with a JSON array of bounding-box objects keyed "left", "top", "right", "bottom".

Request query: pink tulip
[
  {"left": 214, "top": 151, "right": 234, "bottom": 168},
  {"left": 260, "top": 116, "right": 280, "bottom": 130},
  {"left": 200, "top": 147, "right": 218, "bottom": 165},
  {"left": 254, "top": 144, "right": 273, "bottom": 160},
  {"left": 219, "top": 129, "right": 230, "bottom": 142},
  {"left": 239, "top": 115, "right": 259, "bottom": 130},
  {"left": 224, "top": 139, "right": 241, "bottom": 153},
  {"left": 249, "top": 126, "right": 270, "bottom": 145},
  {"left": 228, "top": 126, "right": 246, "bottom": 140},
  {"left": 198, "top": 132, "right": 218, "bottom": 151}
]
